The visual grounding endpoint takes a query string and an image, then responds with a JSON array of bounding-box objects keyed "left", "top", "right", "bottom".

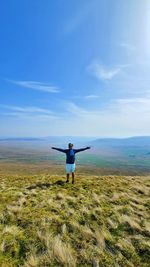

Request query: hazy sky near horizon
[{"left": 0, "top": 0, "right": 150, "bottom": 137}]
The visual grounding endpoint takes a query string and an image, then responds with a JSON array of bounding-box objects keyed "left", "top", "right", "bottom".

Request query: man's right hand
[{"left": 87, "top": 146, "right": 91, "bottom": 149}]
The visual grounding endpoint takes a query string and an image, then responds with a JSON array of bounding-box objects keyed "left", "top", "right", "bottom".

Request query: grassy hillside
[{"left": 0, "top": 167, "right": 150, "bottom": 266}]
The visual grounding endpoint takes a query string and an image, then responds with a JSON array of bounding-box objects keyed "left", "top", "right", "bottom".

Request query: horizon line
[{"left": 0, "top": 135, "right": 150, "bottom": 139}]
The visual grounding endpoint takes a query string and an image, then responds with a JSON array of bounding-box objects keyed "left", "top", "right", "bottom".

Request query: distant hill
[
  {"left": 0, "top": 136, "right": 95, "bottom": 147},
  {"left": 92, "top": 136, "right": 150, "bottom": 147},
  {"left": 0, "top": 136, "right": 150, "bottom": 174},
  {"left": 1, "top": 136, "right": 150, "bottom": 145},
  {"left": 0, "top": 137, "right": 43, "bottom": 142},
  {"left": 0, "top": 136, "right": 94, "bottom": 142}
]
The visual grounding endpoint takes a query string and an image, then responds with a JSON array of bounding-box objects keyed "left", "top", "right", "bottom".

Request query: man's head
[{"left": 68, "top": 143, "right": 73, "bottom": 149}]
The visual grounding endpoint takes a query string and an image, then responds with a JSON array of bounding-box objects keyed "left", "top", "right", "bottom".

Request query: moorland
[{"left": 0, "top": 137, "right": 150, "bottom": 266}]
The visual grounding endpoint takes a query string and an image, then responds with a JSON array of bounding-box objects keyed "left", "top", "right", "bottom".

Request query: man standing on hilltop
[{"left": 51, "top": 143, "right": 91, "bottom": 184}]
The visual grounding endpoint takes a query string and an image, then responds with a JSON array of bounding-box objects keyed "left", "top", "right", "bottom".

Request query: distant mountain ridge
[
  {"left": 0, "top": 136, "right": 95, "bottom": 145},
  {"left": 92, "top": 136, "right": 150, "bottom": 147},
  {"left": 1, "top": 136, "right": 150, "bottom": 146},
  {"left": 0, "top": 137, "right": 43, "bottom": 141},
  {"left": 0, "top": 136, "right": 149, "bottom": 173}
]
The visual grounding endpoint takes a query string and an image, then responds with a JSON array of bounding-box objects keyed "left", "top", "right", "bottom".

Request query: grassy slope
[{"left": 0, "top": 167, "right": 150, "bottom": 267}]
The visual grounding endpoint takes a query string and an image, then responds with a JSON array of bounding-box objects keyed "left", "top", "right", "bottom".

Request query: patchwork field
[
  {"left": 0, "top": 137, "right": 150, "bottom": 175},
  {"left": 0, "top": 165, "right": 150, "bottom": 266}
]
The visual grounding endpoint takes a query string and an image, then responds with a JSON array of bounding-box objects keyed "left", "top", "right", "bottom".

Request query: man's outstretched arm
[
  {"left": 74, "top": 147, "right": 91, "bottom": 153},
  {"left": 51, "top": 147, "right": 67, "bottom": 153}
]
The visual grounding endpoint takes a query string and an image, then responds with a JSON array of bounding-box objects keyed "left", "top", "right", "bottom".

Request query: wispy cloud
[
  {"left": 85, "top": 95, "right": 100, "bottom": 99},
  {"left": 64, "top": 9, "right": 89, "bottom": 33},
  {"left": 87, "top": 62, "right": 124, "bottom": 81},
  {"left": 64, "top": 0, "right": 98, "bottom": 33},
  {"left": 8, "top": 80, "right": 60, "bottom": 93},
  {"left": 119, "top": 42, "right": 136, "bottom": 51},
  {"left": 72, "top": 95, "right": 100, "bottom": 100},
  {"left": 66, "top": 102, "right": 101, "bottom": 116},
  {"left": 1, "top": 113, "right": 57, "bottom": 120},
  {"left": 0, "top": 104, "right": 58, "bottom": 119},
  {"left": 62, "top": 99, "right": 150, "bottom": 136},
  {"left": 0, "top": 105, "right": 54, "bottom": 114},
  {"left": 116, "top": 97, "right": 150, "bottom": 113},
  {"left": 1, "top": 98, "right": 150, "bottom": 136},
  {"left": 117, "top": 98, "right": 150, "bottom": 104}
]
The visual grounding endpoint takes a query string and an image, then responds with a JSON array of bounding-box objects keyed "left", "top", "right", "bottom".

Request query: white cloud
[
  {"left": 66, "top": 102, "right": 89, "bottom": 115},
  {"left": 0, "top": 105, "right": 54, "bottom": 114},
  {"left": 1, "top": 113, "right": 57, "bottom": 120},
  {"left": 1, "top": 98, "right": 150, "bottom": 137},
  {"left": 61, "top": 99, "right": 150, "bottom": 136},
  {"left": 0, "top": 104, "right": 58, "bottom": 120},
  {"left": 87, "top": 62, "right": 123, "bottom": 81},
  {"left": 64, "top": 0, "right": 97, "bottom": 33},
  {"left": 64, "top": 9, "right": 88, "bottom": 33},
  {"left": 117, "top": 98, "right": 150, "bottom": 104},
  {"left": 119, "top": 43, "right": 136, "bottom": 51},
  {"left": 64, "top": 98, "right": 150, "bottom": 120},
  {"left": 116, "top": 97, "right": 150, "bottom": 114},
  {"left": 8, "top": 80, "right": 60, "bottom": 93},
  {"left": 85, "top": 95, "right": 100, "bottom": 99}
]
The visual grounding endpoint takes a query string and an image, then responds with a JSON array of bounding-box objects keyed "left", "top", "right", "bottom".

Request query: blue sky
[{"left": 0, "top": 0, "right": 150, "bottom": 137}]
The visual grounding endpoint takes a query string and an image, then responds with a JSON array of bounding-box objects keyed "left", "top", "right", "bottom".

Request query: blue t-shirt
[
  {"left": 52, "top": 147, "right": 89, "bottom": 164},
  {"left": 66, "top": 149, "right": 75, "bottom": 164}
]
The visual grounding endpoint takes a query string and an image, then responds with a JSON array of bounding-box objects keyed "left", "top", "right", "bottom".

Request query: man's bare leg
[
  {"left": 72, "top": 172, "right": 75, "bottom": 184},
  {"left": 66, "top": 173, "right": 69, "bottom": 183}
]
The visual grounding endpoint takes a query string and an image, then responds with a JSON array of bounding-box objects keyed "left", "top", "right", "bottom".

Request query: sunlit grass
[{"left": 0, "top": 171, "right": 150, "bottom": 266}]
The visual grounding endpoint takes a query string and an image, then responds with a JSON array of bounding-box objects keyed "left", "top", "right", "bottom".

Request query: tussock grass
[
  {"left": 95, "top": 229, "right": 106, "bottom": 250},
  {"left": 0, "top": 171, "right": 150, "bottom": 266},
  {"left": 52, "top": 235, "right": 76, "bottom": 266},
  {"left": 119, "top": 215, "right": 142, "bottom": 232},
  {"left": 23, "top": 254, "right": 39, "bottom": 267}
]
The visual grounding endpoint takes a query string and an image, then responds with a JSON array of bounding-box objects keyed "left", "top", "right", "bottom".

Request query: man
[{"left": 51, "top": 143, "right": 91, "bottom": 184}]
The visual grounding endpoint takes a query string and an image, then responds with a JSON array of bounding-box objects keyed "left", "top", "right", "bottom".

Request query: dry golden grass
[{"left": 0, "top": 166, "right": 150, "bottom": 266}]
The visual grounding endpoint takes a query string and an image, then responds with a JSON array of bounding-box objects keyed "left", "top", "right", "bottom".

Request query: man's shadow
[{"left": 26, "top": 180, "right": 65, "bottom": 190}]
